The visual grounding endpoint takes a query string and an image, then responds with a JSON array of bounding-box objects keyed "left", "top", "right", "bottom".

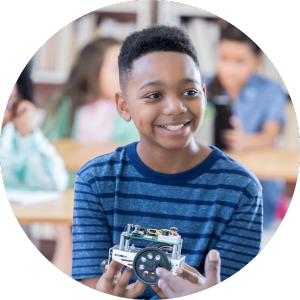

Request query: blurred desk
[
  {"left": 51, "top": 139, "right": 123, "bottom": 172},
  {"left": 225, "top": 149, "right": 299, "bottom": 182},
  {"left": 52, "top": 139, "right": 299, "bottom": 182},
  {"left": 10, "top": 189, "right": 74, "bottom": 224}
]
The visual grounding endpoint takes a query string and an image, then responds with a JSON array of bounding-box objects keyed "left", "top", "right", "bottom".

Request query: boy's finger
[
  {"left": 156, "top": 268, "right": 186, "bottom": 295},
  {"left": 156, "top": 268, "right": 177, "bottom": 285},
  {"left": 183, "top": 263, "right": 202, "bottom": 277},
  {"left": 114, "top": 267, "right": 133, "bottom": 296},
  {"left": 176, "top": 268, "right": 201, "bottom": 284},
  {"left": 158, "top": 279, "right": 175, "bottom": 299},
  {"left": 105, "top": 260, "right": 123, "bottom": 283},
  {"left": 204, "top": 250, "right": 221, "bottom": 287},
  {"left": 125, "top": 280, "right": 147, "bottom": 298},
  {"left": 150, "top": 284, "right": 166, "bottom": 299},
  {"left": 150, "top": 284, "right": 161, "bottom": 294}
]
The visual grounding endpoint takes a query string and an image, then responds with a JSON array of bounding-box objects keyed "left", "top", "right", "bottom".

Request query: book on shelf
[
  {"left": 75, "top": 13, "right": 98, "bottom": 50},
  {"left": 184, "top": 18, "right": 220, "bottom": 77},
  {"left": 32, "top": 22, "right": 74, "bottom": 84},
  {"left": 32, "top": 12, "right": 137, "bottom": 84},
  {"left": 98, "top": 17, "right": 136, "bottom": 41}
]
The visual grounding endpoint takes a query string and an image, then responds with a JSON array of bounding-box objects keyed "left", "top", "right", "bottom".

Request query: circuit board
[
  {"left": 101, "top": 224, "right": 185, "bottom": 285},
  {"left": 121, "top": 228, "right": 182, "bottom": 245}
]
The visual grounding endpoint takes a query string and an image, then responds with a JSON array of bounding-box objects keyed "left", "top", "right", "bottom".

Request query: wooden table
[
  {"left": 11, "top": 141, "right": 299, "bottom": 225},
  {"left": 10, "top": 189, "right": 74, "bottom": 224},
  {"left": 51, "top": 139, "right": 123, "bottom": 172},
  {"left": 224, "top": 149, "right": 299, "bottom": 182},
  {"left": 52, "top": 139, "right": 300, "bottom": 182}
]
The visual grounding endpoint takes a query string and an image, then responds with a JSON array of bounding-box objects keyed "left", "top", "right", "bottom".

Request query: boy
[{"left": 72, "top": 25, "right": 262, "bottom": 299}]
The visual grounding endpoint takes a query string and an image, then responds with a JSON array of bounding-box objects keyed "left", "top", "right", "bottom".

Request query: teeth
[{"left": 161, "top": 122, "right": 188, "bottom": 130}]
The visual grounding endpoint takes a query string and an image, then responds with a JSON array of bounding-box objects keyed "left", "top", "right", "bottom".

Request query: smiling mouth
[{"left": 160, "top": 121, "right": 190, "bottom": 131}]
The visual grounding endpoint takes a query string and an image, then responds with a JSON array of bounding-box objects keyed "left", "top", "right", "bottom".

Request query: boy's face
[
  {"left": 116, "top": 52, "right": 206, "bottom": 150},
  {"left": 217, "top": 40, "right": 259, "bottom": 92}
]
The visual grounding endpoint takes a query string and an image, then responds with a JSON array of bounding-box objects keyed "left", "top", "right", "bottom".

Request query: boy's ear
[
  {"left": 202, "top": 82, "right": 207, "bottom": 105},
  {"left": 115, "top": 92, "right": 131, "bottom": 122}
]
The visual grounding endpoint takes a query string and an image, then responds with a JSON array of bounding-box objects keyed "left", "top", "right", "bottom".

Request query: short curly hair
[{"left": 118, "top": 24, "right": 200, "bottom": 93}]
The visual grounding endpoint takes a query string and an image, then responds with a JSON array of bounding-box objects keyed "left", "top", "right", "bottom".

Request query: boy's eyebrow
[
  {"left": 179, "top": 78, "right": 201, "bottom": 87},
  {"left": 139, "top": 80, "right": 167, "bottom": 91},
  {"left": 139, "top": 78, "right": 201, "bottom": 91}
]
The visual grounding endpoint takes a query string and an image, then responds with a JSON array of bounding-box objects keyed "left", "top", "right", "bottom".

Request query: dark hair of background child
[
  {"left": 17, "top": 63, "right": 34, "bottom": 102},
  {"left": 46, "top": 37, "right": 121, "bottom": 136},
  {"left": 208, "top": 24, "right": 261, "bottom": 98},
  {"left": 118, "top": 24, "right": 201, "bottom": 93}
]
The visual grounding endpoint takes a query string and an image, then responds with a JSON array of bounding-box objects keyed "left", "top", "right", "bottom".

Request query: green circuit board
[{"left": 121, "top": 232, "right": 182, "bottom": 246}]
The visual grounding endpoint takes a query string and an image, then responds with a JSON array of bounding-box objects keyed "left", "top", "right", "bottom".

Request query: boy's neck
[{"left": 136, "top": 138, "right": 212, "bottom": 174}]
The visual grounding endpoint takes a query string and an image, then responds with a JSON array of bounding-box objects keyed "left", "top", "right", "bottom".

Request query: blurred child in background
[
  {"left": 0, "top": 64, "right": 71, "bottom": 275},
  {"left": 1, "top": 64, "right": 68, "bottom": 191},
  {"left": 43, "top": 38, "right": 139, "bottom": 189},
  {"left": 41, "top": 38, "right": 139, "bottom": 276},
  {"left": 203, "top": 25, "right": 288, "bottom": 228},
  {"left": 42, "top": 37, "right": 139, "bottom": 146}
]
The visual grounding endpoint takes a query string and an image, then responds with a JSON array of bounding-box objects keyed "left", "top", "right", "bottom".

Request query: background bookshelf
[
  {"left": 32, "top": 0, "right": 286, "bottom": 108},
  {"left": 32, "top": 0, "right": 152, "bottom": 107}
]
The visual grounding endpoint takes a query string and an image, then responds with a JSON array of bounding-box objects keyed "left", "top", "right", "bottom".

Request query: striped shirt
[{"left": 72, "top": 142, "right": 262, "bottom": 299}]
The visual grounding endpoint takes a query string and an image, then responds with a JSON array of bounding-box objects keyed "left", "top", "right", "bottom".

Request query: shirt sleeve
[
  {"left": 0, "top": 124, "right": 68, "bottom": 191},
  {"left": 72, "top": 174, "right": 113, "bottom": 280},
  {"left": 212, "top": 182, "right": 263, "bottom": 280},
  {"left": 42, "top": 94, "right": 73, "bottom": 139},
  {"left": 263, "top": 83, "right": 288, "bottom": 126}
]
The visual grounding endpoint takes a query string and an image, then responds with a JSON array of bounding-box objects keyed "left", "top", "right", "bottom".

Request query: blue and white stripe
[{"left": 72, "top": 142, "right": 262, "bottom": 299}]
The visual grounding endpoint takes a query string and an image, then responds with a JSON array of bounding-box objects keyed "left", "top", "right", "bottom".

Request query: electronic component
[{"left": 101, "top": 224, "right": 185, "bottom": 285}]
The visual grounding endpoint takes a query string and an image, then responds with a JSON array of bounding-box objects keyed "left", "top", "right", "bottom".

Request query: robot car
[{"left": 101, "top": 224, "right": 185, "bottom": 285}]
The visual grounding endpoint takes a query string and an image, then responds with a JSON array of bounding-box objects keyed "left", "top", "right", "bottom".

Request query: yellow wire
[
  {"left": 147, "top": 228, "right": 159, "bottom": 235},
  {"left": 157, "top": 229, "right": 178, "bottom": 235}
]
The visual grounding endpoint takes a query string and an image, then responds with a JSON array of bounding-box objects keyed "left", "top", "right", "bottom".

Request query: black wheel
[{"left": 133, "top": 247, "right": 170, "bottom": 285}]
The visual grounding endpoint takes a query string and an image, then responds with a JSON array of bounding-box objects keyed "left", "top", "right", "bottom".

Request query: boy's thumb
[{"left": 205, "top": 250, "right": 221, "bottom": 287}]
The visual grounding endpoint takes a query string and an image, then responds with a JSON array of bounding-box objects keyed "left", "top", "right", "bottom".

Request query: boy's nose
[{"left": 162, "top": 96, "right": 187, "bottom": 116}]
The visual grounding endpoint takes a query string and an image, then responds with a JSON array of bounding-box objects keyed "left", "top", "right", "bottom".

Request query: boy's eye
[
  {"left": 182, "top": 90, "right": 198, "bottom": 96},
  {"left": 146, "top": 93, "right": 161, "bottom": 99}
]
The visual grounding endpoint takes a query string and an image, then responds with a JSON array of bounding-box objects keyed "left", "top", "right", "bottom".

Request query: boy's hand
[
  {"left": 151, "top": 265, "right": 205, "bottom": 298},
  {"left": 151, "top": 250, "right": 220, "bottom": 299},
  {"left": 12, "top": 100, "right": 35, "bottom": 136},
  {"left": 96, "top": 260, "right": 146, "bottom": 298},
  {"left": 182, "top": 263, "right": 205, "bottom": 283},
  {"left": 222, "top": 117, "right": 248, "bottom": 152}
]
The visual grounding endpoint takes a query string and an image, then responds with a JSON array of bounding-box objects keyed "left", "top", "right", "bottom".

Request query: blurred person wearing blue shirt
[{"left": 203, "top": 25, "right": 288, "bottom": 228}]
